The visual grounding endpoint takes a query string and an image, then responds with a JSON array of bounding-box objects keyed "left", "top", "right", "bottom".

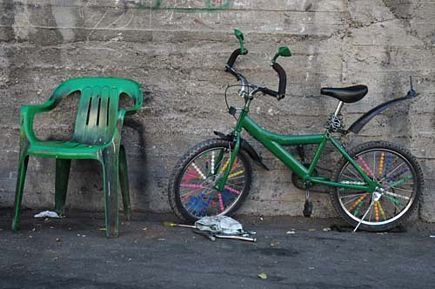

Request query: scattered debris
[
  {"left": 270, "top": 240, "right": 280, "bottom": 247},
  {"left": 34, "top": 210, "right": 60, "bottom": 219},
  {"left": 163, "top": 222, "right": 195, "bottom": 229},
  {"left": 164, "top": 216, "right": 256, "bottom": 242},
  {"left": 257, "top": 272, "right": 268, "bottom": 280},
  {"left": 195, "top": 216, "right": 244, "bottom": 235},
  {"left": 213, "top": 234, "right": 256, "bottom": 242}
]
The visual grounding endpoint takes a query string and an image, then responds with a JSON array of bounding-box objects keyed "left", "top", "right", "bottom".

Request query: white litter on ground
[
  {"left": 195, "top": 216, "right": 244, "bottom": 235},
  {"left": 34, "top": 210, "right": 60, "bottom": 218}
]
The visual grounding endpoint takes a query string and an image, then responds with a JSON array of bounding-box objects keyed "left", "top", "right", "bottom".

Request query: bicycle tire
[
  {"left": 330, "top": 141, "right": 424, "bottom": 231},
  {"left": 168, "top": 139, "right": 252, "bottom": 222}
]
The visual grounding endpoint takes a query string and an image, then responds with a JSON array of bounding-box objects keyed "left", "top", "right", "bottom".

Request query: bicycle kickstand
[
  {"left": 303, "top": 184, "right": 313, "bottom": 217},
  {"left": 353, "top": 198, "right": 375, "bottom": 232}
]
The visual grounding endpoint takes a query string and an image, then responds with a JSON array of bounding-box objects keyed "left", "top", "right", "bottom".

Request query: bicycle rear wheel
[
  {"left": 168, "top": 139, "right": 252, "bottom": 222},
  {"left": 331, "top": 141, "right": 424, "bottom": 231}
]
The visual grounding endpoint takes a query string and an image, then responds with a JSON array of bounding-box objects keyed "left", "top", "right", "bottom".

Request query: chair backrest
[{"left": 50, "top": 77, "right": 143, "bottom": 145}]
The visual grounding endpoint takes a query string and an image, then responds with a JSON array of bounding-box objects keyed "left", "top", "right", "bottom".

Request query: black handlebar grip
[
  {"left": 226, "top": 48, "right": 242, "bottom": 68},
  {"left": 272, "top": 63, "right": 287, "bottom": 100},
  {"left": 260, "top": 87, "right": 278, "bottom": 98}
]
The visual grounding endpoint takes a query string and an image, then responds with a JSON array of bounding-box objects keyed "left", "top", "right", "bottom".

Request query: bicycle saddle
[{"left": 321, "top": 85, "right": 368, "bottom": 103}]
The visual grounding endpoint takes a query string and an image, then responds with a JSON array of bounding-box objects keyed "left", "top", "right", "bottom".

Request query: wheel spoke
[
  {"left": 192, "top": 162, "right": 207, "bottom": 180},
  {"left": 384, "top": 190, "right": 410, "bottom": 201},
  {"left": 381, "top": 162, "right": 406, "bottom": 182},
  {"left": 373, "top": 151, "right": 377, "bottom": 180},
  {"left": 343, "top": 166, "right": 364, "bottom": 180},
  {"left": 357, "top": 156, "right": 375, "bottom": 178},
  {"left": 342, "top": 195, "right": 362, "bottom": 206},
  {"left": 229, "top": 170, "right": 244, "bottom": 179},
  {"left": 390, "top": 187, "right": 413, "bottom": 193},
  {"left": 378, "top": 152, "right": 385, "bottom": 178},
  {"left": 224, "top": 185, "right": 241, "bottom": 195}
]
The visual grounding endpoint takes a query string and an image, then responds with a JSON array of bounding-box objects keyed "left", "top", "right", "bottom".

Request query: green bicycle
[{"left": 168, "top": 29, "right": 424, "bottom": 231}]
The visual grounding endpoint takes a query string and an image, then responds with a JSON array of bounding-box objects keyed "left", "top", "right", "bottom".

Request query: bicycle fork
[{"left": 214, "top": 134, "right": 242, "bottom": 192}]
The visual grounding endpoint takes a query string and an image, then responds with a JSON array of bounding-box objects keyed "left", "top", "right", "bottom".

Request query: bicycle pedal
[{"left": 303, "top": 200, "right": 313, "bottom": 217}]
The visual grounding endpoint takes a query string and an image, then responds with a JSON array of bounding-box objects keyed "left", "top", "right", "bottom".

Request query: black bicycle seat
[{"left": 320, "top": 85, "right": 368, "bottom": 103}]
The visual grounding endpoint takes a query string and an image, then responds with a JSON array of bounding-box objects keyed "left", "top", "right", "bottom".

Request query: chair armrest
[
  {"left": 20, "top": 99, "right": 57, "bottom": 143},
  {"left": 124, "top": 102, "right": 142, "bottom": 116},
  {"left": 124, "top": 88, "right": 144, "bottom": 116}
]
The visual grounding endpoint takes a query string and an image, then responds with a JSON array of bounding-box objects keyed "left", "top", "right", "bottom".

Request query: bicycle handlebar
[
  {"left": 226, "top": 48, "right": 246, "bottom": 68},
  {"left": 259, "top": 63, "right": 287, "bottom": 100},
  {"left": 225, "top": 48, "right": 287, "bottom": 100}
]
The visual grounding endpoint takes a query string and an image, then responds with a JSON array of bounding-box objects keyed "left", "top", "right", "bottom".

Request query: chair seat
[
  {"left": 320, "top": 85, "right": 368, "bottom": 103},
  {"left": 28, "top": 140, "right": 104, "bottom": 159}
]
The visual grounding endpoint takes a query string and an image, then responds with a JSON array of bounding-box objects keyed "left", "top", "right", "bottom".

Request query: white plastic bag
[
  {"left": 34, "top": 210, "right": 60, "bottom": 218},
  {"left": 194, "top": 216, "right": 244, "bottom": 235}
]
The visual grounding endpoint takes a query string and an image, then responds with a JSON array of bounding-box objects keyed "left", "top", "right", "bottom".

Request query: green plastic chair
[{"left": 12, "top": 77, "right": 143, "bottom": 237}]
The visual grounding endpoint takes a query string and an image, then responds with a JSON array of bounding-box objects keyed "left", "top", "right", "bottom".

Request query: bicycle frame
[{"left": 216, "top": 99, "right": 379, "bottom": 193}]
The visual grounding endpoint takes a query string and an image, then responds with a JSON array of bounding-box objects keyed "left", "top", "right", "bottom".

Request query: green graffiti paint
[
  {"left": 204, "top": 0, "right": 232, "bottom": 10},
  {"left": 152, "top": 0, "right": 162, "bottom": 9},
  {"left": 135, "top": 0, "right": 232, "bottom": 12}
]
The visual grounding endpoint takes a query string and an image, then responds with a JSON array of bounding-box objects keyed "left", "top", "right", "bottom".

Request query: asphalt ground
[{"left": 1, "top": 209, "right": 434, "bottom": 289}]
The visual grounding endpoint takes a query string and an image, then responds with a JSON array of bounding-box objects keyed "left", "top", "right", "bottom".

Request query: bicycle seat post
[
  {"left": 334, "top": 101, "right": 344, "bottom": 117},
  {"left": 325, "top": 101, "right": 346, "bottom": 133}
]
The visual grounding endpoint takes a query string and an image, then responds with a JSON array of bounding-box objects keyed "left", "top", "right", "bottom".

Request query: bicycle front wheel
[
  {"left": 168, "top": 139, "right": 252, "bottom": 222},
  {"left": 331, "top": 141, "right": 424, "bottom": 231}
]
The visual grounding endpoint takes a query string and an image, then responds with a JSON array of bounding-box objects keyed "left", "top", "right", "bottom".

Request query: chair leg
[
  {"left": 54, "top": 159, "right": 71, "bottom": 217},
  {"left": 12, "top": 155, "right": 29, "bottom": 231},
  {"left": 101, "top": 148, "right": 120, "bottom": 238},
  {"left": 119, "top": 145, "right": 131, "bottom": 221}
]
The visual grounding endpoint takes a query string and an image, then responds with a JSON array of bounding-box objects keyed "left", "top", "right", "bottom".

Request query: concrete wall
[{"left": 1, "top": 0, "right": 434, "bottom": 221}]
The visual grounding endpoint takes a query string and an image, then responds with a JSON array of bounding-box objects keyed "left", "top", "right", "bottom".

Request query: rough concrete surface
[
  {"left": 0, "top": 209, "right": 434, "bottom": 289},
  {"left": 0, "top": 1, "right": 434, "bottom": 221}
]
